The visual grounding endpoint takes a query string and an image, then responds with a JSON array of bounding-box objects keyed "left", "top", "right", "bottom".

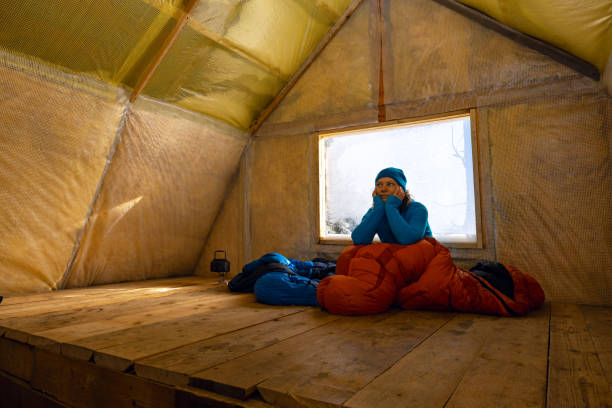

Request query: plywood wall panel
[
  {"left": 66, "top": 98, "right": 248, "bottom": 288},
  {"left": 0, "top": 61, "right": 123, "bottom": 295},
  {"left": 486, "top": 96, "right": 612, "bottom": 305}
]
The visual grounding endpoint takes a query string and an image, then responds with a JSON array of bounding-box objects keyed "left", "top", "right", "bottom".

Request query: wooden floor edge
[
  {"left": 0, "top": 369, "right": 69, "bottom": 408},
  {"left": 0, "top": 335, "right": 277, "bottom": 408}
]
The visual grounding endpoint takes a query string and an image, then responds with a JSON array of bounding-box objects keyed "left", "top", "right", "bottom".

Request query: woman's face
[{"left": 375, "top": 177, "right": 400, "bottom": 202}]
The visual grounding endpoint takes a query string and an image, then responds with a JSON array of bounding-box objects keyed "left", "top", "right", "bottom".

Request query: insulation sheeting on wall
[
  {"left": 0, "top": 0, "right": 356, "bottom": 131},
  {"left": 457, "top": 0, "right": 612, "bottom": 73},
  {"left": 241, "top": 0, "right": 612, "bottom": 306},
  {"left": 190, "top": 0, "right": 352, "bottom": 79},
  {"left": 0, "top": 56, "right": 125, "bottom": 295},
  {"left": 141, "top": 27, "right": 286, "bottom": 130},
  {"left": 385, "top": 0, "right": 590, "bottom": 120},
  {"left": 0, "top": 0, "right": 184, "bottom": 87},
  {"left": 65, "top": 97, "right": 248, "bottom": 288},
  {"left": 258, "top": 0, "right": 378, "bottom": 136},
  {"left": 248, "top": 134, "right": 317, "bottom": 260},
  {"left": 195, "top": 149, "right": 248, "bottom": 279},
  {"left": 142, "top": 0, "right": 356, "bottom": 130},
  {"left": 485, "top": 95, "right": 612, "bottom": 305}
]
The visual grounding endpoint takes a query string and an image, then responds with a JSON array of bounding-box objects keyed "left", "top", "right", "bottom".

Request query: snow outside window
[{"left": 319, "top": 114, "right": 479, "bottom": 246}]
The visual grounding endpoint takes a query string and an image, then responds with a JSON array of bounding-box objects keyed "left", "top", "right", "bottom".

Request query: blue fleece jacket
[{"left": 351, "top": 195, "right": 432, "bottom": 245}]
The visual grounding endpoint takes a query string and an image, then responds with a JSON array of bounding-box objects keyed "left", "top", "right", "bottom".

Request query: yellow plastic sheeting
[
  {"left": 258, "top": 0, "right": 377, "bottom": 135},
  {"left": 189, "top": 0, "right": 352, "bottom": 79},
  {"left": 0, "top": 0, "right": 185, "bottom": 87},
  {"left": 458, "top": 0, "right": 612, "bottom": 73},
  {"left": 65, "top": 97, "right": 248, "bottom": 288},
  {"left": 0, "top": 60, "right": 125, "bottom": 295},
  {"left": 387, "top": 0, "right": 581, "bottom": 116},
  {"left": 0, "top": 0, "right": 355, "bottom": 130},
  {"left": 142, "top": 24, "right": 286, "bottom": 130},
  {"left": 486, "top": 96, "right": 612, "bottom": 306},
  {"left": 143, "top": 0, "right": 354, "bottom": 129}
]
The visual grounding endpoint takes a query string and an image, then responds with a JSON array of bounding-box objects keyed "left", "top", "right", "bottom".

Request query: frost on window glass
[{"left": 321, "top": 116, "right": 477, "bottom": 243}]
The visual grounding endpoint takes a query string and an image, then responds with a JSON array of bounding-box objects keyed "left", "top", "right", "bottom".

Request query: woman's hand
[{"left": 391, "top": 185, "right": 405, "bottom": 201}]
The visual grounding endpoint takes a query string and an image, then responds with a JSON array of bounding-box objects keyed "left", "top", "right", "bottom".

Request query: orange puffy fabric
[{"left": 317, "top": 238, "right": 544, "bottom": 316}]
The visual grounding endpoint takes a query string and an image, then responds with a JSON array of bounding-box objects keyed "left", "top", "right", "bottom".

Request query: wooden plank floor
[{"left": 0, "top": 276, "right": 610, "bottom": 408}]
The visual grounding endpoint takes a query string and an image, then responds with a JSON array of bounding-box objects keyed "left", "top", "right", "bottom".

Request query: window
[{"left": 319, "top": 112, "right": 480, "bottom": 247}]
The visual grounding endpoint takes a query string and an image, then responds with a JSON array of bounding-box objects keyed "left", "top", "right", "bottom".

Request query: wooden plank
[
  {"left": 0, "top": 336, "right": 34, "bottom": 382},
  {"left": 64, "top": 303, "right": 306, "bottom": 372},
  {"left": 175, "top": 385, "right": 276, "bottom": 408},
  {"left": 444, "top": 305, "right": 550, "bottom": 408},
  {"left": 376, "top": 0, "right": 386, "bottom": 122},
  {"left": 3, "top": 330, "right": 60, "bottom": 354},
  {"left": 0, "top": 370, "right": 68, "bottom": 408},
  {"left": 31, "top": 349, "right": 176, "bottom": 408},
  {"left": 38, "top": 291, "right": 251, "bottom": 343},
  {"left": 547, "top": 303, "right": 612, "bottom": 408},
  {"left": 343, "top": 313, "right": 491, "bottom": 408},
  {"left": 582, "top": 305, "right": 612, "bottom": 386},
  {"left": 57, "top": 294, "right": 256, "bottom": 363},
  {"left": 0, "top": 282, "right": 237, "bottom": 335},
  {"left": 3, "top": 289, "right": 253, "bottom": 358},
  {"left": 1, "top": 275, "right": 207, "bottom": 306},
  {"left": 0, "top": 281, "right": 238, "bottom": 354},
  {"left": 253, "top": 310, "right": 458, "bottom": 407},
  {"left": 192, "top": 310, "right": 454, "bottom": 403},
  {"left": 135, "top": 309, "right": 341, "bottom": 386},
  {"left": 0, "top": 276, "right": 214, "bottom": 318}
]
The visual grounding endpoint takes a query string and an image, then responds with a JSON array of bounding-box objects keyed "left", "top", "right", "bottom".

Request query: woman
[{"left": 351, "top": 167, "right": 432, "bottom": 245}]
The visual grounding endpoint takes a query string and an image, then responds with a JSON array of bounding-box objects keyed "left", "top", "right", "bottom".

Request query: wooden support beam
[
  {"left": 376, "top": 0, "right": 386, "bottom": 123},
  {"left": 431, "top": 0, "right": 600, "bottom": 81},
  {"left": 249, "top": 0, "right": 366, "bottom": 136},
  {"left": 129, "top": 0, "right": 200, "bottom": 103}
]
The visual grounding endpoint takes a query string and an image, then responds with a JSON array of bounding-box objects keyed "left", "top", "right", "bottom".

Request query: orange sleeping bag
[{"left": 316, "top": 238, "right": 544, "bottom": 316}]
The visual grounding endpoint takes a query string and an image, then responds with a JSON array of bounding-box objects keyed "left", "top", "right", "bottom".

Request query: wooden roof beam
[{"left": 130, "top": 0, "right": 200, "bottom": 103}]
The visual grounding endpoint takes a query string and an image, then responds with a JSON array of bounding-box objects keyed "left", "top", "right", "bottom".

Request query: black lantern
[{"left": 210, "top": 250, "right": 230, "bottom": 282}]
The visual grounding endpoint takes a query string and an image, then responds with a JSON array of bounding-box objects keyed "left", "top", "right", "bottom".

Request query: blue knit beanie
[{"left": 375, "top": 167, "right": 407, "bottom": 190}]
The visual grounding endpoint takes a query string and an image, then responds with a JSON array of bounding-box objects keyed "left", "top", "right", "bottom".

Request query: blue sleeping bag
[
  {"left": 228, "top": 252, "right": 336, "bottom": 306},
  {"left": 228, "top": 252, "right": 336, "bottom": 293},
  {"left": 228, "top": 253, "right": 293, "bottom": 293},
  {"left": 255, "top": 272, "right": 320, "bottom": 306}
]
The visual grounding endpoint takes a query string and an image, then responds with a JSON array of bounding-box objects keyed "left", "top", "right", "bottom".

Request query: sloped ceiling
[
  {"left": 0, "top": 0, "right": 610, "bottom": 132},
  {"left": 0, "top": 0, "right": 354, "bottom": 129},
  {"left": 457, "top": 0, "right": 612, "bottom": 73}
]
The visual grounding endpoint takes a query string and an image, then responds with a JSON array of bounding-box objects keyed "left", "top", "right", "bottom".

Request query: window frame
[{"left": 316, "top": 109, "right": 484, "bottom": 249}]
